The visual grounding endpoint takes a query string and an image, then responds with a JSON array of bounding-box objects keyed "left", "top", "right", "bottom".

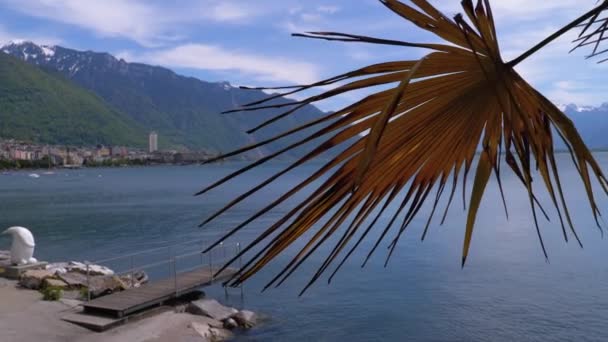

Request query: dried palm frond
[
  {"left": 571, "top": 0, "right": 608, "bottom": 63},
  {"left": 196, "top": 0, "right": 608, "bottom": 294}
]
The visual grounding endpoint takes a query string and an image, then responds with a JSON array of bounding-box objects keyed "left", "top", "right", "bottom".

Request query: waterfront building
[{"left": 149, "top": 131, "right": 158, "bottom": 153}]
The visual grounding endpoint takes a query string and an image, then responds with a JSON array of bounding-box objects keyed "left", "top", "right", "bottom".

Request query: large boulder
[
  {"left": 223, "top": 318, "right": 238, "bottom": 330},
  {"left": 43, "top": 278, "right": 69, "bottom": 289},
  {"left": 189, "top": 322, "right": 232, "bottom": 341},
  {"left": 87, "top": 275, "right": 128, "bottom": 298},
  {"left": 232, "top": 310, "right": 258, "bottom": 329},
  {"left": 19, "top": 269, "right": 55, "bottom": 289},
  {"left": 45, "top": 262, "right": 69, "bottom": 275},
  {"left": 66, "top": 261, "right": 114, "bottom": 276},
  {"left": 186, "top": 299, "right": 238, "bottom": 321},
  {"left": 57, "top": 269, "right": 149, "bottom": 291},
  {"left": 119, "top": 270, "right": 149, "bottom": 288},
  {"left": 57, "top": 271, "right": 88, "bottom": 288}
]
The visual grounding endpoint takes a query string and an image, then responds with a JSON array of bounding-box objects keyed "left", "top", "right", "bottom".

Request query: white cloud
[
  {"left": 488, "top": 0, "right": 582, "bottom": 20},
  {"left": 0, "top": 24, "right": 62, "bottom": 47},
  {"left": 347, "top": 49, "right": 374, "bottom": 61},
  {"left": 301, "top": 13, "right": 323, "bottom": 22},
  {"left": 317, "top": 5, "right": 340, "bottom": 15},
  {"left": 1, "top": 0, "right": 169, "bottom": 47},
  {"left": 288, "top": 6, "right": 303, "bottom": 15},
  {"left": 438, "top": 0, "right": 583, "bottom": 20},
  {"left": 0, "top": 0, "right": 262, "bottom": 47},
  {"left": 119, "top": 44, "right": 321, "bottom": 85},
  {"left": 545, "top": 79, "right": 608, "bottom": 105},
  {"left": 209, "top": 2, "right": 255, "bottom": 22},
  {"left": 283, "top": 3, "right": 344, "bottom": 32}
]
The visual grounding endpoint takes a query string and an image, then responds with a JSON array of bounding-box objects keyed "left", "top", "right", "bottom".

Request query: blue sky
[{"left": 0, "top": 0, "right": 607, "bottom": 110}]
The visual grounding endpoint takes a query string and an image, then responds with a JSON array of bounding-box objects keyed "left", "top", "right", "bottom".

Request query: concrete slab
[
  {"left": 62, "top": 312, "right": 123, "bottom": 332},
  {"left": 0, "top": 261, "right": 48, "bottom": 279},
  {"left": 63, "top": 305, "right": 172, "bottom": 332}
]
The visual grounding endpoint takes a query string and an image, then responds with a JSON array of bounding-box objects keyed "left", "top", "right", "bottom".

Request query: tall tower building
[{"left": 149, "top": 131, "right": 158, "bottom": 153}]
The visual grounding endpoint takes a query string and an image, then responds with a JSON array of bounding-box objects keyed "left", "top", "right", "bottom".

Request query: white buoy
[{"left": 2, "top": 227, "right": 37, "bottom": 265}]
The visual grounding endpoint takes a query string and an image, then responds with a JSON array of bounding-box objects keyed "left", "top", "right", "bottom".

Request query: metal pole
[
  {"left": 209, "top": 246, "right": 214, "bottom": 282},
  {"left": 168, "top": 246, "right": 171, "bottom": 280},
  {"left": 200, "top": 242, "right": 204, "bottom": 265},
  {"left": 130, "top": 255, "right": 135, "bottom": 288},
  {"left": 238, "top": 243, "right": 244, "bottom": 298},
  {"left": 173, "top": 257, "right": 178, "bottom": 298},
  {"left": 86, "top": 261, "right": 91, "bottom": 302}
]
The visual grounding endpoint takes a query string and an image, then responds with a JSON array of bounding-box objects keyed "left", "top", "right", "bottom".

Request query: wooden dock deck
[{"left": 82, "top": 266, "right": 237, "bottom": 318}]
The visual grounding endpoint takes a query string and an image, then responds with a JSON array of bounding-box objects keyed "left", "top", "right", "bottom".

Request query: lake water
[{"left": 2, "top": 155, "right": 608, "bottom": 341}]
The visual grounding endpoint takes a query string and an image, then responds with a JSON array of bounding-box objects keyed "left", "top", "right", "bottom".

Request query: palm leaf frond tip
[
  {"left": 571, "top": 0, "right": 608, "bottom": 63},
  {"left": 198, "top": 0, "right": 608, "bottom": 294}
]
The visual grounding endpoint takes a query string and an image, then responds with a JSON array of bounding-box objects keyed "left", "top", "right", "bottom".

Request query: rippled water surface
[{"left": 2, "top": 154, "right": 608, "bottom": 341}]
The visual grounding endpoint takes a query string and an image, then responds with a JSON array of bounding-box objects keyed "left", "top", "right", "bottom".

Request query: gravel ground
[
  {"left": 0, "top": 279, "right": 226, "bottom": 342},
  {"left": 0, "top": 279, "right": 90, "bottom": 342}
]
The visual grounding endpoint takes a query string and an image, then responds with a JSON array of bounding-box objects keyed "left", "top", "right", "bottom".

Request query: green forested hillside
[
  {"left": 0, "top": 53, "right": 145, "bottom": 147},
  {"left": 2, "top": 42, "right": 328, "bottom": 156}
]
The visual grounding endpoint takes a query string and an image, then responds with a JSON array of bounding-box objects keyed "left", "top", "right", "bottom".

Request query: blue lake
[{"left": 2, "top": 154, "right": 608, "bottom": 341}]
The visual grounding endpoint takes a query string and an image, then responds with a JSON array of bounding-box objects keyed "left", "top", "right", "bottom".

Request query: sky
[{"left": 0, "top": 0, "right": 607, "bottom": 111}]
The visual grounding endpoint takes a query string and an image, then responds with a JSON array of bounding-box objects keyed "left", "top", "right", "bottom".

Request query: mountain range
[
  {"left": 1, "top": 41, "right": 608, "bottom": 153},
  {"left": 556, "top": 103, "right": 608, "bottom": 150},
  {"left": 1, "top": 41, "right": 327, "bottom": 157},
  {"left": 0, "top": 51, "right": 145, "bottom": 147}
]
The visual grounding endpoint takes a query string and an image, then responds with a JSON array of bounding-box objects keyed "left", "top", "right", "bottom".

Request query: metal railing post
[
  {"left": 238, "top": 243, "right": 244, "bottom": 298},
  {"left": 86, "top": 261, "right": 91, "bottom": 302},
  {"left": 209, "top": 246, "right": 214, "bottom": 282},
  {"left": 173, "top": 256, "right": 178, "bottom": 298},
  {"left": 167, "top": 246, "right": 172, "bottom": 279},
  {"left": 200, "top": 242, "right": 204, "bottom": 265},
  {"left": 219, "top": 241, "right": 226, "bottom": 294},
  {"left": 130, "top": 255, "right": 135, "bottom": 288}
]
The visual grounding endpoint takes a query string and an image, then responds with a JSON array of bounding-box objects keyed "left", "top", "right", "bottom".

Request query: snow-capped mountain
[
  {"left": 1, "top": 40, "right": 130, "bottom": 77},
  {"left": 555, "top": 102, "right": 599, "bottom": 113},
  {"left": 2, "top": 40, "right": 55, "bottom": 60},
  {"left": 558, "top": 103, "right": 608, "bottom": 149}
]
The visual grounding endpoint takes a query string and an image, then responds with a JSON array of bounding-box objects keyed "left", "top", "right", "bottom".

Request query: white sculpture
[{"left": 2, "top": 226, "right": 37, "bottom": 265}]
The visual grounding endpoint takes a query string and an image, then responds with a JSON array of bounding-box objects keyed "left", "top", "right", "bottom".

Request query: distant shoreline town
[{"left": 0, "top": 132, "right": 220, "bottom": 170}]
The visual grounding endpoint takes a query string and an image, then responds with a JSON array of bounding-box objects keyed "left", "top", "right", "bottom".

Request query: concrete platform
[
  {"left": 0, "top": 261, "right": 48, "bottom": 279},
  {"left": 62, "top": 305, "right": 171, "bottom": 332}
]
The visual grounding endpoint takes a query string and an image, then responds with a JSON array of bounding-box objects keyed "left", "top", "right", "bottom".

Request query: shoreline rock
[
  {"left": 233, "top": 310, "right": 258, "bottom": 329},
  {"left": 19, "top": 269, "right": 55, "bottom": 289},
  {"left": 43, "top": 278, "right": 69, "bottom": 289},
  {"left": 186, "top": 298, "right": 261, "bottom": 331},
  {"left": 87, "top": 275, "right": 128, "bottom": 298},
  {"left": 186, "top": 299, "right": 238, "bottom": 321},
  {"left": 46, "top": 261, "right": 114, "bottom": 276},
  {"left": 223, "top": 317, "right": 238, "bottom": 330},
  {"left": 15, "top": 261, "right": 148, "bottom": 299},
  {"left": 189, "top": 321, "right": 233, "bottom": 341}
]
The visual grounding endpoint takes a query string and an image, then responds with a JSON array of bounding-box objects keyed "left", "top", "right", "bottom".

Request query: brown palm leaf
[
  {"left": 571, "top": 0, "right": 608, "bottom": 63},
  {"left": 196, "top": 0, "right": 608, "bottom": 294}
]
